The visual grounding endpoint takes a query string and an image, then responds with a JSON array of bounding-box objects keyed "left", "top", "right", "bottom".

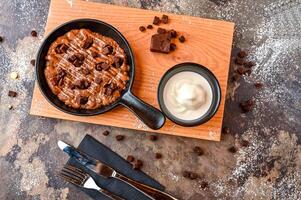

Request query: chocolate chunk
[
  {"left": 228, "top": 146, "right": 237, "bottom": 153},
  {"left": 254, "top": 82, "right": 264, "bottom": 89},
  {"left": 179, "top": 35, "right": 185, "bottom": 43},
  {"left": 69, "top": 84, "right": 75, "bottom": 90},
  {"left": 91, "top": 51, "right": 98, "bottom": 58},
  {"left": 82, "top": 68, "right": 90, "bottom": 75},
  {"left": 139, "top": 26, "right": 146, "bottom": 32},
  {"left": 96, "top": 62, "right": 110, "bottom": 71},
  {"left": 200, "top": 181, "right": 208, "bottom": 189},
  {"left": 68, "top": 54, "right": 77, "bottom": 63},
  {"left": 30, "top": 59, "right": 36, "bottom": 66},
  {"left": 57, "top": 68, "right": 66, "bottom": 79},
  {"left": 183, "top": 171, "right": 198, "bottom": 180},
  {"left": 104, "top": 87, "right": 113, "bottom": 96},
  {"left": 31, "top": 30, "right": 38, "bottom": 37},
  {"left": 127, "top": 155, "right": 135, "bottom": 162},
  {"left": 75, "top": 79, "right": 90, "bottom": 89},
  {"left": 133, "top": 159, "right": 143, "bottom": 170},
  {"left": 237, "top": 50, "right": 247, "bottom": 58},
  {"left": 235, "top": 57, "right": 244, "bottom": 65},
  {"left": 74, "top": 59, "right": 83, "bottom": 68},
  {"left": 157, "top": 27, "right": 166, "bottom": 34},
  {"left": 222, "top": 126, "right": 230, "bottom": 134},
  {"left": 55, "top": 43, "right": 69, "bottom": 54},
  {"left": 75, "top": 53, "right": 85, "bottom": 61},
  {"left": 239, "top": 99, "right": 254, "bottom": 113},
  {"left": 149, "top": 135, "right": 158, "bottom": 141},
  {"left": 240, "top": 140, "right": 250, "bottom": 147},
  {"left": 170, "top": 43, "right": 176, "bottom": 51},
  {"left": 169, "top": 29, "right": 177, "bottom": 38},
  {"left": 244, "top": 61, "right": 256, "bottom": 68},
  {"left": 147, "top": 25, "right": 153, "bottom": 29},
  {"left": 193, "top": 146, "right": 204, "bottom": 156},
  {"left": 82, "top": 37, "right": 93, "bottom": 49},
  {"left": 8, "top": 90, "right": 17, "bottom": 97},
  {"left": 150, "top": 33, "right": 171, "bottom": 54},
  {"left": 232, "top": 74, "right": 241, "bottom": 82},
  {"left": 236, "top": 67, "right": 244, "bottom": 75},
  {"left": 102, "top": 45, "right": 113, "bottom": 55},
  {"left": 103, "top": 130, "right": 110, "bottom": 136},
  {"left": 80, "top": 96, "right": 89, "bottom": 105},
  {"left": 115, "top": 135, "right": 125, "bottom": 141},
  {"left": 155, "top": 153, "right": 162, "bottom": 159},
  {"left": 161, "top": 14, "right": 169, "bottom": 24},
  {"left": 95, "top": 77, "right": 102, "bottom": 84},
  {"left": 153, "top": 16, "right": 161, "bottom": 25},
  {"left": 0, "top": 36, "right": 3, "bottom": 43},
  {"left": 112, "top": 57, "right": 124, "bottom": 68}
]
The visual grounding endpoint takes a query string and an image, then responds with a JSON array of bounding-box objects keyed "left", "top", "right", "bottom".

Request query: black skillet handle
[{"left": 120, "top": 91, "right": 165, "bottom": 130}]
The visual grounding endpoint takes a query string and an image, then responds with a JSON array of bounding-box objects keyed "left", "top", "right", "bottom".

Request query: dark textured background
[{"left": 0, "top": 0, "right": 300, "bottom": 199}]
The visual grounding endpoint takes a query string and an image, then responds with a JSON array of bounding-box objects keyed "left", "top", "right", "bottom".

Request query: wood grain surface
[{"left": 30, "top": 0, "right": 234, "bottom": 141}]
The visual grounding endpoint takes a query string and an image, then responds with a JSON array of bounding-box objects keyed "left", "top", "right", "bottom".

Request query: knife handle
[{"left": 115, "top": 173, "right": 178, "bottom": 200}]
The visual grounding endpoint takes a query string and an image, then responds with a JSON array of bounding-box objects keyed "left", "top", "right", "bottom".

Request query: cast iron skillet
[{"left": 36, "top": 19, "right": 165, "bottom": 130}]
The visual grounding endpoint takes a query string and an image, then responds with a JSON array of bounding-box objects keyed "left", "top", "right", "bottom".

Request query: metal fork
[{"left": 59, "top": 164, "right": 124, "bottom": 200}]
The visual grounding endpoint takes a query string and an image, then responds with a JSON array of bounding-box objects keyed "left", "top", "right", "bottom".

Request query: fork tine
[
  {"left": 59, "top": 164, "right": 89, "bottom": 186},
  {"left": 62, "top": 165, "right": 87, "bottom": 180},
  {"left": 59, "top": 171, "right": 83, "bottom": 186}
]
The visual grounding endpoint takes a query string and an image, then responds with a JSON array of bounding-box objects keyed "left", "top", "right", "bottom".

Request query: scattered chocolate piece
[
  {"left": 73, "top": 59, "right": 84, "bottom": 67},
  {"left": 237, "top": 50, "right": 247, "bottom": 58},
  {"left": 236, "top": 67, "right": 244, "bottom": 75},
  {"left": 91, "top": 51, "right": 98, "bottom": 58},
  {"left": 127, "top": 155, "right": 135, "bottom": 162},
  {"left": 80, "top": 96, "right": 89, "bottom": 105},
  {"left": 240, "top": 140, "right": 250, "bottom": 147},
  {"left": 147, "top": 24, "right": 153, "bottom": 29},
  {"left": 178, "top": 35, "right": 185, "bottom": 43},
  {"left": 102, "top": 45, "right": 113, "bottom": 55},
  {"left": 157, "top": 27, "right": 166, "bottom": 34},
  {"left": 244, "top": 61, "right": 256, "bottom": 68},
  {"left": 254, "top": 82, "right": 264, "bottom": 89},
  {"left": 170, "top": 43, "right": 176, "bottom": 51},
  {"left": 8, "top": 90, "right": 17, "bottom": 97},
  {"left": 116, "top": 135, "right": 125, "bottom": 141},
  {"left": 149, "top": 135, "right": 158, "bottom": 141},
  {"left": 75, "top": 53, "right": 85, "bottom": 61},
  {"left": 82, "top": 37, "right": 93, "bottom": 49},
  {"left": 193, "top": 146, "right": 204, "bottom": 156},
  {"left": 102, "top": 130, "right": 110, "bottom": 136},
  {"left": 228, "top": 146, "right": 237, "bottom": 153},
  {"left": 222, "top": 126, "right": 230, "bottom": 134},
  {"left": 232, "top": 74, "right": 241, "bottom": 82},
  {"left": 153, "top": 16, "right": 161, "bottom": 25},
  {"left": 133, "top": 159, "right": 143, "bottom": 170},
  {"left": 183, "top": 171, "right": 198, "bottom": 180},
  {"left": 31, "top": 30, "right": 38, "bottom": 37},
  {"left": 8, "top": 105, "right": 13, "bottom": 110},
  {"left": 161, "top": 14, "right": 169, "bottom": 24},
  {"left": 112, "top": 57, "right": 123, "bottom": 68},
  {"left": 235, "top": 57, "right": 244, "bottom": 65},
  {"left": 155, "top": 153, "right": 162, "bottom": 159},
  {"left": 169, "top": 29, "right": 177, "bottom": 38},
  {"left": 239, "top": 99, "right": 254, "bottom": 113},
  {"left": 55, "top": 43, "right": 69, "bottom": 54},
  {"left": 139, "top": 26, "right": 146, "bottom": 32},
  {"left": 95, "top": 62, "right": 110, "bottom": 71},
  {"left": 150, "top": 33, "right": 171, "bottom": 54},
  {"left": 200, "top": 181, "right": 209, "bottom": 189},
  {"left": 30, "top": 59, "right": 35, "bottom": 67},
  {"left": 0, "top": 36, "right": 3, "bottom": 42},
  {"left": 267, "top": 178, "right": 271, "bottom": 182}
]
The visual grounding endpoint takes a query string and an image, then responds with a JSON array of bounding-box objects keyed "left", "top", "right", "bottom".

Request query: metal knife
[{"left": 58, "top": 140, "right": 178, "bottom": 200}]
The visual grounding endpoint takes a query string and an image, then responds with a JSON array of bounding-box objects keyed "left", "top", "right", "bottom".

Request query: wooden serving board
[{"left": 30, "top": 0, "right": 234, "bottom": 141}]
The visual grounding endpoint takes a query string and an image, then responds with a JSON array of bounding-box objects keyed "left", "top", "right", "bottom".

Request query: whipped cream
[{"left": 163, "top": 71, "right": 213, "bottom": 120}]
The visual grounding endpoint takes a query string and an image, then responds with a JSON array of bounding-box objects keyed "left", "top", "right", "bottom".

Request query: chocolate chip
[
  {"left": 161, "top": 14, "right": 169, "bottom": 24},
  {"left": 75, "top": 53, "right": 85, "bottom": 61},
  {"left": 147, "top": 24, "right": 153, "bottom": 29},
  {"left": 57, "top": 68, "right": 66, "bottom": 79},
  {"left": 150, "top": 33, "right": 171, "bottom": 54},
  {"left": 244, "top": 61, "right": 256, "bottom": 68},
  {"left": 102, "top": 130, "right": 110, "bottom": 136},
  {"left": 222, "top": 126, "right": 230, "bottom": 134},
  {"left": 153, "top": 16, "right": 161, "bottom": 25},
  {"left": 80, "top": 96, "right": 89, "bottom": 105},
  {"left": 8, "top": 90, "right": 17, "bottom": 97},
  {"left": 69, "top": 84, "right": 75, "bottom": 90},
  {"left": 127, "top": 155, "right": 135, "bottom": 162},
  {"left": 104, "top": 87, "right": 113, "bottom": 96},
  {"left": 82, "top": 68, "right": 90, "bottom": 75},
  {"left": 133, "top": 159, "right": 143, "bottom": 170},
  {"left": 200, "top": 181, "right": 208, "bottom": 189},
  {"left": 169, "top": 29, "right": 177, "bottom": 38},
  {"left": 235, "top": 57, "right": 244, "bottom": 65},
  {"left": 30, "top": 59, "right": 36, "bottom": 66},
  {"left": 115, "top": 135, "right": 125, "bottom": 141},
  {"left": 193, "top": 146, "right": 204, "bottom": 156},
  {"left": 82, "top": 37, "right": 93, "bottom": 49},
  {"left": 96, "top": 62, "right": 110, "bottom": 71},
  {"left": 31, "top": 30, "right": 38, "bottom": 37},
  {"left": 95, "top": 77, "right": 102, "bottom": 84},
  {"left": 179, "top": 35, "right": 185, "bottom": 43},
  {"left": 112, "top": 57, "right": 123, "bottom": 68},
  {"left": 183, "top": 171, "right": 190, "bottom": 178},
  {"left": 68, "top": 54, "right": 77, "bottom": 63},
  {"left": 254, "top": 82, "right": 264, "bottom": 89},
  {"left": 155, "top": 153, "right": 162, "bottom": 159},
  {"left": 237, "top": 50, "right": 247, "bottom": 58},
  {"left": 75, "top": 79, "right": 90, "bottom": 89},
  {"left": 74, "top": 59, "right": 84, "bottom": 67},
  {"left": 91, "top": 51, "right": 98, "bottom": 58},
  {"left": 240, "top": 140, "right": 250, "bottom": 147},
  {"left": 139, "top": 26, "right": 146, "bottom": 32},
  {"left": 183, "top": 171, "right": 198, "bottom": 180},
  {"left": 0, "top": 36, "right": 3, "bottom": 42},
  {"left": 55, "top": 43, "right": 69, "bottom": 54},
  {"left": 157, "top": 27, "right": 166, "bottom": 34},
  {"left": 228, "top": 146, "right": 237, "bottom": 153},
  {"left": 102, "top": 45, "right": 113, "bottom": 55},
  {"left": 239, "top": 99, "right": 254, "bottom": 113},
  {"left": 170, "top": 43, "right": 176, "bottom": 51},
  {"left": 149, "top": 135, "right": 158, "bottom": 141},
  {"left": 232, "top": 74, "right": 241, "bottom": 82}
]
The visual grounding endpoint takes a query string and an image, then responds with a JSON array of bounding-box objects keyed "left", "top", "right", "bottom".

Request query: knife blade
[{"left": 58, "top": 140, "right": 178, "bottom": 200}]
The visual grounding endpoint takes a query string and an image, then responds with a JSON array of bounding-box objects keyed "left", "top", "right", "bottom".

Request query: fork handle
[
  {"left": 100, "top": 188, "right": 125, "bottom": 200},
  {"left": 115, "top": 174, "right": 178, "bottom": 200}
]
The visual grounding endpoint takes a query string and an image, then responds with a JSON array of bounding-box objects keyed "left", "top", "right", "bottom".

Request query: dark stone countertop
[{"left": 0, "top": 0, "right": 300, "bottom": 199}]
